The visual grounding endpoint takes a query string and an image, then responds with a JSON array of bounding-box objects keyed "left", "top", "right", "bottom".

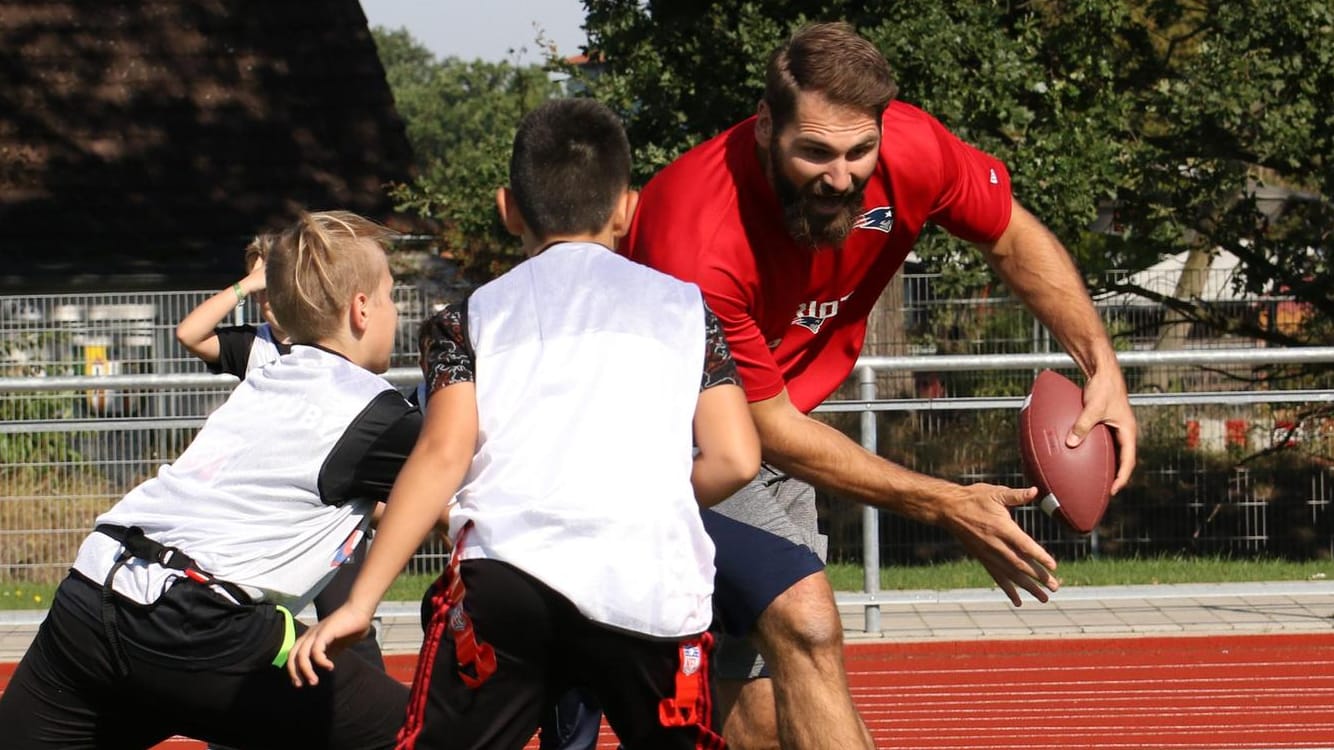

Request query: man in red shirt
[{"left": 624, "top": 21, "right": 1138, "bottom": 750}]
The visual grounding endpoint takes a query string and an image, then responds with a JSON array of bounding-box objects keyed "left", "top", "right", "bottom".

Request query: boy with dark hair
[
  {"left": 0, "top": 212, "right": 420, "bottom": 749},
  {"left": 288, "top": 98, "right": 760, "bottom": 749}
]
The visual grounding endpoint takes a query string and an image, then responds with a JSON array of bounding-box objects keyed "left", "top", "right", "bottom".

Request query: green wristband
[
  {"left": 232, "top": 282, "right": 246, "bottom": 305},
  {"left": 271, "top": 604, "right": 295, "bottom": 668}
]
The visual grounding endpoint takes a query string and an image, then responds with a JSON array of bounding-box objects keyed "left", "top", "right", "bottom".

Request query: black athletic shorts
[
  {"left": 400, "top": 559, "right": 724, "bottom": 750},
  {"left": 0, "top": 572, "right": 407, "bottom": 750}
]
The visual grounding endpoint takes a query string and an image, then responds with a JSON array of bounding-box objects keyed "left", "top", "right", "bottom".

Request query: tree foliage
[
  {"left": 371, "top": 6, "right": 1330, "bottom": 352},
  {"left": 576, "top": 0, "right": 1330, "bottom": 346},
  {"left": 371, "top": 27, "right": 562, "bottom": 278}
]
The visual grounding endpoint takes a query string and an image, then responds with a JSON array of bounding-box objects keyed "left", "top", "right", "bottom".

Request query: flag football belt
[
  {"left": 659, "top": 632, "right": 714, "bottom": 729},
  {"left": 436, "top": 522, "right": 496, "bottom": 689},
  {"left": 95, "top": 524, "right": 253, "bottom": 605},
  {"left": 95, "top": 523, "right": 256, "bottom": 674},
  {"left": 397, "top": 527, "right": 497, "bottom": 750}
]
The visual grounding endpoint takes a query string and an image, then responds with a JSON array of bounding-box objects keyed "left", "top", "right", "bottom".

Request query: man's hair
[
  {"left": 764, "top": 22, "right": 899, "bottom": 132},
  {"left": 243, "top": 233, "right": 277, "bottom": 272},
  {"left": 509, "top": 98, "right": 631, "bottom": 240},
  {"left": 265, "top": 211, "right": 394, "bottom": 343}
]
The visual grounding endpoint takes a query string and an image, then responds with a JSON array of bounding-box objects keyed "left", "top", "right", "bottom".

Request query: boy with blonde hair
[
  {"left": 177, "top": 231, "right": 389, "bottom": 691},
  {"left": 0, "top": 211, "right": 420, "bottom": 750}
]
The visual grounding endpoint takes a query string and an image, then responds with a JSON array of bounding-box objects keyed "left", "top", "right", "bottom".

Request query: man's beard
[{"left": 768, "top": 140, "right": 867, "bottom": 248}]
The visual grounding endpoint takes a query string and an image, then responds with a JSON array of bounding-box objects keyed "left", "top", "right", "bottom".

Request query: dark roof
[{"left": 0, "top": 0, "right": 416, "bottom": 291}]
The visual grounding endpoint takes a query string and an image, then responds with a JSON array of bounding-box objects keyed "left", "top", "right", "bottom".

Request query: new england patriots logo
[
  {"left": 793, "top": 312, "right": 827, "bottom": 334},
  {"left": 854, "top": 206, "right": 895, "bottom": 234},
  {"left": 792, "top": 292, "right": 854, "bottom": 334}
]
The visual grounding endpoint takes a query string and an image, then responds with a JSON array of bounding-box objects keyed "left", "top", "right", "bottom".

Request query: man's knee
[{"left": 752, "top": 571, "right": 844, "bottom": 662}]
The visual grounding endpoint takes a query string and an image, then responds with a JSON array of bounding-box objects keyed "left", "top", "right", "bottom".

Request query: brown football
[{"left": 1018, "top": 370, "right": 1116, "bottom": 534}]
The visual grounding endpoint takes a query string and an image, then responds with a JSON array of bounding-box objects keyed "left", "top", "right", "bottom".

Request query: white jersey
[
  {"left": 211, "top": 322, "right": 289, "bottom": 379},
  {"left": 448, "top": 242, "right": 716, "bottom": 639},
  {"left": 74, "top": 346, "right": 421, "bottom": 611},
  {"left": 244, "top": 323, "right": 287, "bottom": 373}
]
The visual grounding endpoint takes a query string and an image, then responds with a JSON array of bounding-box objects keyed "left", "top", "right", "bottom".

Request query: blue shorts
[{"left": 702, "top": 509, "right": 825, "bottom": 640}]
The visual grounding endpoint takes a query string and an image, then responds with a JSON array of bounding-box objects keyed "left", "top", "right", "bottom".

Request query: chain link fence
[
  {"left": 816, "top": 353, "right": 1334, "bottom": 571},
  {"left": 0, "top": 285, "right": 432, "bottom": 582}
]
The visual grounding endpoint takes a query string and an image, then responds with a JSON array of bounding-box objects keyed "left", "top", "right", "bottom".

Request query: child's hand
[
  {"left": 286, "top": 606, "right": 372, "bottom": 687},
  {"left": 241, "top": 258, "right": 267, "bottom": 294}
]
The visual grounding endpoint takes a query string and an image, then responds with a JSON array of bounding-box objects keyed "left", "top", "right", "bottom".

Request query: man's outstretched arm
[{"left": 749, "top": 389, "right": 1058, "bottom": 605}]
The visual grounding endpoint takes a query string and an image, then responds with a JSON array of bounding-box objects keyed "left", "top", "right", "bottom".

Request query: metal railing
[
  {"left": 1, "top": 278, "right": 1329, "bottom": 618},
  {"left": 828, "top": 347, "right": 1334, "bottom": 631},
  {"left": 4, "top": 347, "right": 1332, "bottom": 620}
]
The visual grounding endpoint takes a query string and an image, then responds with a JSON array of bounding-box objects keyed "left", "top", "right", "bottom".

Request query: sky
[{"left": 359, "top": 0, "right": 589, "bottom": 64}]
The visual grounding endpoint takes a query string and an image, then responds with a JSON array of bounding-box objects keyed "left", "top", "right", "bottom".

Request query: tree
[
  {"left": 571, "top": 0, "right": 1332, "bottom": 456},
  {"left": 371, "top": 27, "right": 562, "bottom": 278},
  {"left": 577, "top": 0, "right": 1331, "bottom": 348},
  {"left": 371, "top": 6, "right": 1329, "bottom": 353}
]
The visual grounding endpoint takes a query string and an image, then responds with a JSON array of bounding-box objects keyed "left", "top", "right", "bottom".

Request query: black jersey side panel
[{"left": 317, "top": 390, "right": 422, "bottom": 506}]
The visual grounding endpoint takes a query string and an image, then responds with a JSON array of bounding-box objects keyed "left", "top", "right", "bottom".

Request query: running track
[{"left": 4, "top": 632, "right": 1331, "bottom": 748}]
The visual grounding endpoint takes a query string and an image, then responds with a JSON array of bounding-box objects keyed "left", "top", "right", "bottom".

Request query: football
[{"left": 1018, "top": 370, "right": 1116, "bottom": 534}]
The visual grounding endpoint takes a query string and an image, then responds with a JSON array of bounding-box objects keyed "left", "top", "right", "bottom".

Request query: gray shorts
[{"left": 712, "top": 465, "right": 827, "bottom": 680}]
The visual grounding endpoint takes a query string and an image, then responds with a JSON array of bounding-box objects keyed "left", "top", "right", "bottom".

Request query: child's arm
[
  {"left": 691, "top": 304, "right": 760, "bottom": 505},
  {"left": 692, "top": 383, "right": 760, "bottom": 506},
  {"left": 287, "top": 382, "right": 477, "bottom": 687},
  {"left": 175, "top": 261, "right": 267, "bottom": 363}
]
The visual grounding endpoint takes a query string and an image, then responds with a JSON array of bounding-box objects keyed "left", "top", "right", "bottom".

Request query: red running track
[
  {"left": 847, "top": 633, "right": 1334, "bottom": 750},
  {"left": 2, "top": 632, "right": 1329, "bottom": 749}
]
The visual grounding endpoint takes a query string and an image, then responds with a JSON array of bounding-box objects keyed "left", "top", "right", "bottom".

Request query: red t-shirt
[{"left": 624, "top": 101, "right": 1014, "bottom": 413}]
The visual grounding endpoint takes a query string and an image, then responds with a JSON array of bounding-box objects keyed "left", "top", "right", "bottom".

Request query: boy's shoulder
[
  {"left": 479, "top": 241, "right": 701, "bottom": 298},
  {"left": 257, "top": 346, "right": 397, "bottom": 398},
  {"left": 471, "top": 244, "right": 704, "bottom": 331},
  {"left": 213, "top": 323, "right": 261, "bottom": 341}
]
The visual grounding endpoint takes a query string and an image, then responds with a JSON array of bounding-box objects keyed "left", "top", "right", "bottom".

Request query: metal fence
[
  {"left": 2, "top": 281, "right": 1331, "bottom": 585},
  {"left": 828, "top": 348, "right": 1334, "bottom": 632},
  {"left": 0, "top": 286, "right": 433, "bottom": 583}
]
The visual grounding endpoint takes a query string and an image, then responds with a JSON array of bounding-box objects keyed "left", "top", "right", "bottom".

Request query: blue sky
[{"left": 359, "top": 0, "right": 589, "bottom": 63}]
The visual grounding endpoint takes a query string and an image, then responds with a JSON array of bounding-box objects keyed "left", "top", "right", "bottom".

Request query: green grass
[
  {"left": 0, "top": 575, "right": 456, "bottom": 612},
  {"left": 0, "top": 584, "right": 52, "bottom": 611},
  {"left": 3, "top": 556, "right": 1330, "bottom": 611},
  {"left": 385, "top": 555, "right": 1334, "bottom": 603},
  {"left": 822, "top": 556, "right": 1334, "bottom": 592}
]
